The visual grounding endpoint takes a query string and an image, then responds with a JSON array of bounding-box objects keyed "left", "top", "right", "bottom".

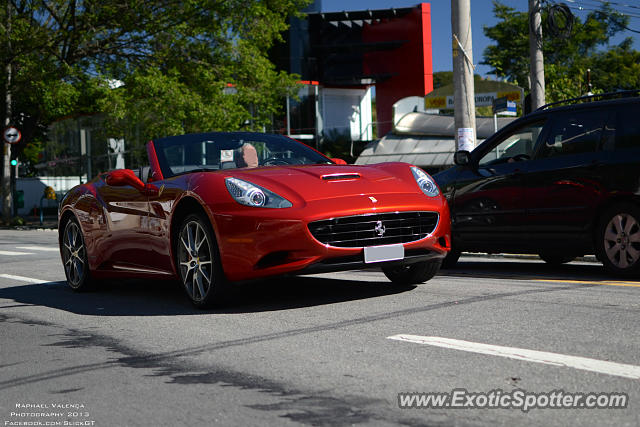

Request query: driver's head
[{"left": 238, "top": 143, "right": 258, "bottom": 168}]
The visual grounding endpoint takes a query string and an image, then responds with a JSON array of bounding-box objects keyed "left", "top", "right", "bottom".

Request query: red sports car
[{"left": 58, "top": 132, "right": 450, "bottom": 307}]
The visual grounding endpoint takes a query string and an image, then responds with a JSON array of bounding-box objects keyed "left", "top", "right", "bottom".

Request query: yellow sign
[
  {"left": 498, "top": 91, "right": 522, "bottom": 102},
  {"left": 426, "top": 97, "right": 447, "bottom": 109},
  {"left": 44, "top": 186, "right": 56, "bottom": 200},
  {"left": 426, "top": 90, "right": 523, "bottom": 110}
]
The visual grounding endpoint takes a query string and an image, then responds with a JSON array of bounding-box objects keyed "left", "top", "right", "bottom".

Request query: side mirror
[
  {"left": 331, "top": 158, "right": 347, "bottom": 165},
  {"left": 106, "top": 169, "right": 145, "bottom": 192},
  {"left": 454, "top": 150, "right": 471, "bottom": 166}
]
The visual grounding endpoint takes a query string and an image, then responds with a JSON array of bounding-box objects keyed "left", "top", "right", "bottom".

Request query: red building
[
  {"left": 362, "top": 3, "right": 433, "bottom": 136},
  {"left": 272, "top": 3, "right": 433, "bottom": 139}
]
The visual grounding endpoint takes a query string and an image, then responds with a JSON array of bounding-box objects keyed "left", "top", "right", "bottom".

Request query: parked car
[
  {"left": 59, "top": 132, "right": 451, "bottom": 307},
  {"left": 433, "top": 91, "right": 640, "bottom": 275}
]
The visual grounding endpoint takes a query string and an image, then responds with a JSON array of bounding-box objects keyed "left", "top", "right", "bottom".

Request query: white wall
[
  {"left": 321, "top": 87, "right": 373, "bottom": 141},
  {"left": 15, "top": 176, "right": 82, "bottom": 216},
  {"left": 392, "top": 96, "right": 427, "bottom": 127}
]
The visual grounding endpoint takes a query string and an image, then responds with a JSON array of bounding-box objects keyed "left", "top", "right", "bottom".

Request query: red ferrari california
[{"left": 58, "top": 132, "right": 450, "bottom": 307}]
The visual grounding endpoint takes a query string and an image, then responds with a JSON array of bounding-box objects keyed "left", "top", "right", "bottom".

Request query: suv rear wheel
[{"left": 596, "top": 203, "right": 640, "bottom": 275}]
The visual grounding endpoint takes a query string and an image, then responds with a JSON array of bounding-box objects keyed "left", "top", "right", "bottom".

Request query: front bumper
[{"left": 211, "top": 192, "right": 451, "bottom": 282}]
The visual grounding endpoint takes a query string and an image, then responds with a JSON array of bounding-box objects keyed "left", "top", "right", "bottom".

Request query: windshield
[{"left": 153, "top": 132, "right": 332, "bottom": 177}]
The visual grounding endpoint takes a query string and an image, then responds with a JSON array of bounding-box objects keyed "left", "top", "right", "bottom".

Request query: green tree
[
  {"left": 1, "top": 0, "right": 310, "bottom": 173},
  {"left": 432, "top": 71, "right": 485, "bottom": 89},
  {"left": 590, "top": 39, "right": 640, "bottom": 91},
  {"left": 482, "top": 0, "right": 637, "bottom": 102}
]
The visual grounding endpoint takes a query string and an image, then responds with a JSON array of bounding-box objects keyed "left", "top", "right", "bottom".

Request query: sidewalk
[{"left": 0, "top": 215, "right": 58, "bottom": 230}]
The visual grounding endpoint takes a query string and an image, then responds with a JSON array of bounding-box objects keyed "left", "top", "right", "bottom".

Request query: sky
[{"left": 318, "top": 0, "right": 640, "bottom": 78}]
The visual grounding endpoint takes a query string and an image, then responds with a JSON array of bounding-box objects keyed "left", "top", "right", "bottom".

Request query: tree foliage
[
  {"left": 482, "top": 0, "right": 640, "bottom": 102},
  {"left": 432, "top": 71, "right": 485, "bottom": 89},
  {"left": 0, "top": 0, "right": 310, "bottom": 172}
]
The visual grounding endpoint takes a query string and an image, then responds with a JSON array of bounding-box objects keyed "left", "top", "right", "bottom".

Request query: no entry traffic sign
[{"left": 3, "top": 127, "right": 21, "bottom": 144}]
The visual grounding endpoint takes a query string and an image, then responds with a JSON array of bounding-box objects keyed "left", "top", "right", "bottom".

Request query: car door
[
  {"left": 146, "top": 175, "right": 186, "bottom": 274},
  {"left": 94, "top": 173, "right": 151, "bottom": 269},
  {"left": 450, "top": 120, "right": 547, "bottom": 252},
  {"left": 523, "top": 109, "right": 607, "bottom": 247},
  {"left": 145, "top": 141, "right": 201, "bottom": 274}
]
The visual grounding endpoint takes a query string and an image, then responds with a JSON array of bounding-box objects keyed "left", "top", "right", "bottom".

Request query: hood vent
[{"left": 321, "top": 173, "right": 361, "bottom": 181}]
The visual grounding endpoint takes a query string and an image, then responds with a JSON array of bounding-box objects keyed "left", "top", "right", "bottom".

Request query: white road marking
[
  {"left": 0, "top": 250, "right": 34, "bottom": 256},
  {"left": 387, "top": 334, "right": 640, "bottom": 380},
  {"left": 16, "top": 246, "right": 59, "bottom": 252},
  {"left": 0, "top": 274, "right": 48, "bottom": 284}
]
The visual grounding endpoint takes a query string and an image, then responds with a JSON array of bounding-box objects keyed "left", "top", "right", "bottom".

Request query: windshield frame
[{"left": 152, "top": 132, "right": 333, "bottom": 178}]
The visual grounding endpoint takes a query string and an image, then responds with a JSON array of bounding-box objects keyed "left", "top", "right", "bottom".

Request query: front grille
[{"left": 308, "top": 211, "right": 439, "bottom": 248}]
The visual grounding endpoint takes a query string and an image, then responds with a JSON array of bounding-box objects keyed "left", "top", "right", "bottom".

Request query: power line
[
  {"left": 615, "top": 22, "right": 640, "bottom": 32},
  {"left": 563, "top": 0, "right": 640, "bottom": 18},
  {"left": 547, "top": 3, "right": 575, "bottom": 37},
  {"left": 561, "top": 0, "right": 640, "bottom": 32},
  {"left": 587, "top": 0, "right": 640, "bottom": 12}
]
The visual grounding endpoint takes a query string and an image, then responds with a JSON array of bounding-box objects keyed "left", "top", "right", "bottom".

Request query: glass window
[
  {"left": 478, "top": 122, "right": 545, "bottom": 167},
  {"left": 154, "top": 133, "right": 332, "bottom": 177},
  {"left": 537, "top": 111, "right": 605, "bottom": 159},
  {"left": 611, "top": 105, "right": 640, "bottom": 150}
]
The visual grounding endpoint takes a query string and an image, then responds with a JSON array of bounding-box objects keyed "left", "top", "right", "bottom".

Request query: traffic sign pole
[
  {"left": 2, "top": 0, "right": 12, "bottom": 222},
  {"left": 2, "top": 127, "right": 22, "bottom": 222},
  {"left": 2, "top": 141, "right": 11, "bottom": 222}
]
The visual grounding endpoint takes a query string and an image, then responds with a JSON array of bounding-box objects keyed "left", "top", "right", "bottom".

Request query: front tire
[
  {"left": 538, "top": 252, "right": 576, "bottom": 265},
  {"left": 596, "top": 203, "right": 640, "bottom": 276},
  {"left": 176, "top": 214, "right": 226, "bottom": 308},
  {"left": 382, "top": 259, "right": 442, "bottom": 285},
  {"left": 61, "top": 218, "right": 94, "bottom": 291},
  {"left": 441, "top": 248, "right": 461, "bottom": 268}
]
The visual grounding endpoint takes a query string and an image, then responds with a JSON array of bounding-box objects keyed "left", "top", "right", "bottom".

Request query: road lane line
[
  {"left": 0, "top": 250, "right": 34, "bottom": 256},
  {"left": 0, "top": 274, "right": 48, "bottom": 284},
  {"left": 16, "top": 246, "right": 59, "bottom": 252},
  {"left": 535, "top": 279, "right": 640, "bottom": 288},
  {"left": 387, "top": 335, "right": 640, "bottom": 380}
]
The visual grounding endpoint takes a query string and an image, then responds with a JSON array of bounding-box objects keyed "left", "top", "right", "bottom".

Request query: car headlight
[
  {"left": 225, "top": 177, "right": 292, "bottom": 208},
  {"left": 411, "top": 167, "right": 439, "bottom": 197}
]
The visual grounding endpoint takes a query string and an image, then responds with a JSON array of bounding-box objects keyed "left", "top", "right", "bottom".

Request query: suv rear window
[
  {"left": 612, "top": 105, "right": 640, "bottom": 150},
  {"left": 537, "top": 111, "right": 606, "bottom": 158}
]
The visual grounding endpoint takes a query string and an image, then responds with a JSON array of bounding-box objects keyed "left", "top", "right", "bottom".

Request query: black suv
[{"left": 433, "top": 91, "right": 640, "bottom": 275}]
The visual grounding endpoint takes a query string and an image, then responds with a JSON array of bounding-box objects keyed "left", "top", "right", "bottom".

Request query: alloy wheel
[
  {"left": 603, "top": 213, "right": 640, "bottom": 269},
  {"left": 62, "top": 221, "right": 87, "bottom": 289},
  {"left": 178, "top": 220, "right": 214, "bottom": 302}
]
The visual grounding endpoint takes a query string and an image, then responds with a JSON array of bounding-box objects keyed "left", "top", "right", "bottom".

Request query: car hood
[{"left": 225, "top": 163, "right": 422, "bottom": 202}]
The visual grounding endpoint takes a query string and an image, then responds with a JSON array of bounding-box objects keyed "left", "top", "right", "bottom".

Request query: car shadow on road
[
  {"left": 0, "top": 275, "right": 414, "bottom": 316},
  {"left": 441, "top": 258, "right": 640, "bottom": 283}
]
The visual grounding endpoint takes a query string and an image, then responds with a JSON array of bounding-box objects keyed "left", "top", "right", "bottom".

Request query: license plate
[{"left": 364, "top": 244, "right": 404, "bottom": 264}]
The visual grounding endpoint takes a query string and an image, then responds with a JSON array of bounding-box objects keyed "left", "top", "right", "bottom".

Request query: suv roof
[{"left": 536, "top": 90, "right": 640, "bottom": 112}]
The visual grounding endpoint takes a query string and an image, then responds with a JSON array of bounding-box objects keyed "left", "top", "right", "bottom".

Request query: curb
[
  {"left": 0, "top": 220, "right": 58, "bottom": 230},
  {"left": 0, "top": 226, "right": 58, "bottom": 231},
  {"left": 461, "top": 252, "right": 599, "bottom": 264}
]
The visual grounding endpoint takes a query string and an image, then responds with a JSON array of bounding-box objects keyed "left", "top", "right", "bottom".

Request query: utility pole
[
  {"left": 451, "top": 0, "right": 476, "bottom": 152},
  {"left": 529, "top": 0, "right": 545, "bottom": 110},
  {"left": 2, "top": 0, "right": 13, "bottom": 221}
]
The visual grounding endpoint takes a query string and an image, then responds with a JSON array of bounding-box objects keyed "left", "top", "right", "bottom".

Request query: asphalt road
[{"left": 1, "top": 229, "right": 639, "bottom": 426}]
